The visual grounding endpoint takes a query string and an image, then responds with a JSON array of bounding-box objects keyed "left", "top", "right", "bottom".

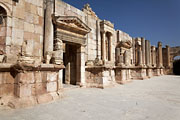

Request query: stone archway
[
  {"left": 0, "top": 5, "right": 7, "bottom": 62},
  {"left": 0, "top": 2, "right": 11, "bottom": 16},
  {"left": 0, "top": 3, "right": 12, "bottom": 63},
  {"left": 170, "top": 46, "right": 180, "bottom": 75}
]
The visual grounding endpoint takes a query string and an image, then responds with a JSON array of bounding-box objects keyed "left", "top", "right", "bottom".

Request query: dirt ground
[{"left": 0, "top": 75, "right": 180, "bottom": 120}]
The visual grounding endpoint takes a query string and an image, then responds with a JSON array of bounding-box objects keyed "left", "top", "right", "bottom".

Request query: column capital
[
  {"left": 166, "top": 45, "right": 170, "bottom": 48},
  {"left": 158, "top": 41, "right": 162, "bottom": 46},
  {"left": 141, "top": 37, "right": 145, "bottom": 40}
]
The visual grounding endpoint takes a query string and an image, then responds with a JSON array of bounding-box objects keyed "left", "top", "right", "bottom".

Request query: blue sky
[{"left": 62, "top": 0, "right": 180, "bottom": 47}]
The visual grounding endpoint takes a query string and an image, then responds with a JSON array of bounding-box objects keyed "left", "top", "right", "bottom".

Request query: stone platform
[{"left": 0, "top": 63, "right": 64, "bottom": 108}]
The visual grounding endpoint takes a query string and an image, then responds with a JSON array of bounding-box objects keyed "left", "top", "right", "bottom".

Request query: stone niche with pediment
[
  {"left": 100, "top": 20, "right": 115, "bottom": 65},
  {"left": 116, "top": 40, "right": 132, "bottom": 67},
  {"left": 52, "top": 15, "right": 91, "bottom": 45}
]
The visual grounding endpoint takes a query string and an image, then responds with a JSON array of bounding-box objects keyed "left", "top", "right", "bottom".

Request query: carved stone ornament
[
  {"left": 117, "top": 40, "right": 132, "bottom": 49},
  {"left": 82, "top": 4, "right": 98, "bottom": 18},
  {"left": 18, "top": 41, "right": 35, "bottom": 64},
  {"left": 54, "top": 38, "right": 63, "bottom": 51}
]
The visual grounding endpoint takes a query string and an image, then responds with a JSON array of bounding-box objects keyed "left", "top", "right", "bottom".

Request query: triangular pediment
[{"left": 53, "top": 15, "right": 91, "bottom": 35}]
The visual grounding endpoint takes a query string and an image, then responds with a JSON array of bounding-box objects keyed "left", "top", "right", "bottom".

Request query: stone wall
[
  {"left": 0, "top": 71, "right": 14, "bottom": 97},
  {"left": 85, "top": 67, "right": 115, "bottom": 88},
  {"left": 0, "top": 63, "right": 64, "bottom": 108},
  {"left": 0, "top": 0, "right": 44, "bottom": 63},
  {"left": 132, "top": 68, "right": 147, "bottom": 80},
  {"left": 115, "top": 68, "right": 132, "bottom": 84}
]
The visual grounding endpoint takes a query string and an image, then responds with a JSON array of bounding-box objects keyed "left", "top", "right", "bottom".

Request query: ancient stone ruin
[{"left": 0, "top": 0, "right": 173, "bottom": 108}]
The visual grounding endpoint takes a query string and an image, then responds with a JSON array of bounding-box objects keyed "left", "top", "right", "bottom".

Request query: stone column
[
  {"left": 101, "top": 31, "right": 106, "bottom": 62},
  {"left": 151, "top": 46, "right": 156, "bottom": 67},
  {"left": 157, "top": 42, "right": 163, "bottom": 68},
  {"left": 132, "top": 38, "right": 136, "bottom": 65},
  {"left": 145, "top": 40, "right": 149, "bottom": 66},
  {"left": 154, "top": 47, "right": 157, "bottom": 67},
  {"left": 96, "top": 20, "right": 101, "bottom": 59},
  {"left": 141, "top": 37, "right": 145, "bottom": 66},
  {"left": 149, "top": 41, "right": 152, "bottom": 67},
  {"left": 138, "top": 48, "right": 142, "bottom": 66},
  {"left": 118, "top": 54, "right": 124, "bottom": 66},
  {"left": 109, "top": 35, "right": 112, "bottom": 61},
  {"left": 44, "top": 0, "right": 54, "bottom": 56},
  {"left": 58, "top": 69, "right": 63, "bottom": 90},
  {"left": 166, "top": 45, "right": 170, "bottom": 68},
  {"left": 116, "top": 48, "right": 120, "bottom": 63},
  {"left": 65, "top": 62, "right": 70, "bottom": 84},
  {"left": 76, "top": 46, "right": 86, "bottom": 87},
  {"left": 124, "top": 51, "right": 128, "bottom": 66}
]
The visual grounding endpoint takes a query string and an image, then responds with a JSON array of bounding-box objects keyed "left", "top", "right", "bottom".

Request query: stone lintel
[{"left": 100, "top": 20, "right": 114, "bottom": 28}]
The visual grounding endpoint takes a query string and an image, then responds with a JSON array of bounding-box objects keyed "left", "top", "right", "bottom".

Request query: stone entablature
[
  {"left": 100, "top": 20, "right": 114, "bottom": 29},
  {"left": 53, "top": 15, "right": 91, "bottom": 46}
]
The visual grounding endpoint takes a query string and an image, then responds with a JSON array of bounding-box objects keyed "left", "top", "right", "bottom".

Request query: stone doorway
[
  {"left": 53, "top": 15, "right": 90, "bottom": 87},
  {"left": 63, "top": 43, "right": 79, "bottom": 85}
]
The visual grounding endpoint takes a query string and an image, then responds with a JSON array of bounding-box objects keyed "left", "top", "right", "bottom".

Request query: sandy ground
[{"left": 0, "top": 75, "right": 180, "bottom": 120}]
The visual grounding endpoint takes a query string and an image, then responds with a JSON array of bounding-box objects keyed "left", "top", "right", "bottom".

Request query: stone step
[{"left": 63, "top": 84, "right": 80, "bottom": 90}]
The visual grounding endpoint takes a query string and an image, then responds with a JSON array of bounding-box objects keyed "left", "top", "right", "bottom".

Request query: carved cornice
[{"left": 100, "top": 20, "right": 114, "bottom": 28}]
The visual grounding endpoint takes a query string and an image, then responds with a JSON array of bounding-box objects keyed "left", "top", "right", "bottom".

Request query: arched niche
[
  {"left": 0, "top": 2, "right": 12, "bottom": 58},
  {"left": 105, "top": 32, "right": 111, "bottom": 61},
  {"left": 0, "top": 2, "right": 11, "bottom": 16},
  {"left": 0, "top": 5, "right": 7, "bottom": 54}
]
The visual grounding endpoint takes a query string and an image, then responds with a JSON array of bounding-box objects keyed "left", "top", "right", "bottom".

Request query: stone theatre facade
[{"left": 0, "top": 0, "right": 171, "bottom": 108}]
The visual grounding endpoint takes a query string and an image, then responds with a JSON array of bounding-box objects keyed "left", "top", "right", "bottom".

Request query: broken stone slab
[
  {"left": 18, "top": 56, "right": 35, "bottom": 64},
  {"left": 85, "top": 60, "right": 94, "bottom": 66}
]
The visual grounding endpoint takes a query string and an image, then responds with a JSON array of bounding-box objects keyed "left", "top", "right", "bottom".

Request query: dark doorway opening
[
  {"left": 63, "top": 43, "right": 78, "bottom": 85},
  {"left": 173, "top": 59, "right": 180, "bottom": 75}
]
